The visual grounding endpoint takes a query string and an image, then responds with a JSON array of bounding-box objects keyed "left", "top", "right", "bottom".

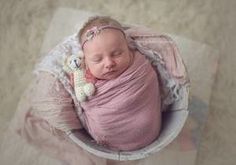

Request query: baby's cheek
[
  {"left": 121, "top": 56, "right": 132, "bottom": 69},
  {"left": 88, "top": 65, "right": 102, "bottom": 78}
]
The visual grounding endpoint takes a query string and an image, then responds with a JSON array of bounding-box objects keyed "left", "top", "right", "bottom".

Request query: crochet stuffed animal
[{"left": 63, "top": 52, "right": 96, "bottom": 102}]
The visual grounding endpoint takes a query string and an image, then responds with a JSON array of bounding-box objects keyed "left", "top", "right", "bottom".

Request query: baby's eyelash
[
  {"left": 113, "top": 51, "right": 123, "bottom": 56},
  {"left": 92, "top": 58, "right": 102, "bottom": 63}
]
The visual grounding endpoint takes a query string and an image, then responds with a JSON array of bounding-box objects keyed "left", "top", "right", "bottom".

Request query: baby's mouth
[{"left": 103, "top": 70, "right": 116, "bottom": 76}]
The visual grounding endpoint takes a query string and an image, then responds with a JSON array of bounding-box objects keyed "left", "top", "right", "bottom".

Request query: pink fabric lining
[{"left": 125, "top": 26, "right": 187, "bottom": 84}]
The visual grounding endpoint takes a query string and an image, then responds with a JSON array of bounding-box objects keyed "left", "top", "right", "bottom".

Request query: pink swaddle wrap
[{"left": 81, "top": 51, "right": 161, "bottom": 151}]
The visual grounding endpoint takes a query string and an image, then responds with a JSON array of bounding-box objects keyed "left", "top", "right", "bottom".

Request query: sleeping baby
[{"left": 73, "top": 16, "right": 162, "bottom": 151}]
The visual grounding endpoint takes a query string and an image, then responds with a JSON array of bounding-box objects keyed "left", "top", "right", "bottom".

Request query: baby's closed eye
[
  {"left": 89, "top": 57, "right": 102, "bottom": 64},
  {"left": 112, "top": 50, "right": 123, "bottom": 57}
]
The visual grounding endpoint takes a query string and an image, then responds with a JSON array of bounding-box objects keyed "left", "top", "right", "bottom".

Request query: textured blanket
[{"left": 81, "top": 51, "right": 161, "bottom": 151}]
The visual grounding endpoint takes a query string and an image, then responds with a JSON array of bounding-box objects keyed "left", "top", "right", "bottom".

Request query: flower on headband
[
  {"left": 81, "top": 25, "right": 125, "bottom": 49},
  {"left": 85, "top": 26, "right": 101, "bottom": 41}
]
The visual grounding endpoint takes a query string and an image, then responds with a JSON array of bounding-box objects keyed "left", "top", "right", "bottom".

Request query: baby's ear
[{"left": 80, "top": 59, "right": 86, "bottom": 70}]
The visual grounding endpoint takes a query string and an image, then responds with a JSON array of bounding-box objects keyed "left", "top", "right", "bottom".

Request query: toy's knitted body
[
  {"left": 73, "top": 68, "right": 95, "bottom": 102},
  {"left": 63, "top": 53, "right": 95, "bottom": 102}
]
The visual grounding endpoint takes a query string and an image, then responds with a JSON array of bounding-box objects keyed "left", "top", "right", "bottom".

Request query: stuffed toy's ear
[
  {"left": 63, "top": 56, "right": 73, "bottom": 73},
  {"left": 78, "top": 51, "right": 84, "bottom": 58}
]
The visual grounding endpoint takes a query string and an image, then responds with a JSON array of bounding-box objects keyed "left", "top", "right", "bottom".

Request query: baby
[{"left": 76, "top": 16, "right": 162, "bottom": 151}]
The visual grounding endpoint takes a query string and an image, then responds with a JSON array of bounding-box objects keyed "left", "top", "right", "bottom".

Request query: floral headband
[{"left": 81, "top": 25, "right": 125, "bottom": 49}]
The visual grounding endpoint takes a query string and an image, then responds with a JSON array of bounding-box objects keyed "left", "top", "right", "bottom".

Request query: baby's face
[{"left": 83, "top": 29, "right": 133, "bottom": 80}]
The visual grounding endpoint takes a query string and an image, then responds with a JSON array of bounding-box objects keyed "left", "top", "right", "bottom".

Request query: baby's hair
[{"left": 78, "top": 16, "right": 123, "bottom": 44}]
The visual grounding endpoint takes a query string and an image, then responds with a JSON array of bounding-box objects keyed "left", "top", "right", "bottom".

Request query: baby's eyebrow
[
  {"left": 86, "top": 44, "right": 123, "bottom": 59},
  {"left": 87, "top": 54, "right": 102, "bottom": 60},
  {"left": 112, "top": 48, "right": 122, "bottom": 53}
]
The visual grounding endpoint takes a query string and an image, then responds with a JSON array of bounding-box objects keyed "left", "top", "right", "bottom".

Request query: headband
[{"left": 81, "top": 25, "right": 125, "bottom": 49}]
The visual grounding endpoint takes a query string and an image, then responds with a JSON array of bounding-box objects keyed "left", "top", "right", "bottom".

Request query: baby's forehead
[
  {"left": 97, "top": 29, "right": 126, "bottom": 43},
  {"left": 83, "top": 29, "right": 127, "bottom": 53}
]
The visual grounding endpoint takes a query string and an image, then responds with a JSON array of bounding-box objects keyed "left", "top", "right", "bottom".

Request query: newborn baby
[{"left": 77, "top": 16, "right": 162, "bottom": 151}]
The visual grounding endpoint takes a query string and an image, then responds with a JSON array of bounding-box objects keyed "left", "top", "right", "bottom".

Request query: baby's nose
[{"left": 104, "top": 58, "right": 115, "bottom": 69}]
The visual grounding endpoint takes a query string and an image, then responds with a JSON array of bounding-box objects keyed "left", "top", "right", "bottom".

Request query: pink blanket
[{"left": 81, "top": 50, "right": 161, "bottom": 151}]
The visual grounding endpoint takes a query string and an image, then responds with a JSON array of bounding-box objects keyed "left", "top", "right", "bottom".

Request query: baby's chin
[
  {"left": 95, "top": 68, "right": 126, "bottom": 80},
  {"left": 99, "top": 71, "right": 122, "bottom": 80}
]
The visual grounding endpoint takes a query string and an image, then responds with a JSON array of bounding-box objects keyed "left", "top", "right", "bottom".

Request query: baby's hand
[{"left": 85, "top": 69, "right": 97, "bottom": 84}]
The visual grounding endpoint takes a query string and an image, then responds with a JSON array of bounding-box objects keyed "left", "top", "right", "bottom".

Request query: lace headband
[{"left": 81, "top": 25, "right": 125, "bottom": 49}]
